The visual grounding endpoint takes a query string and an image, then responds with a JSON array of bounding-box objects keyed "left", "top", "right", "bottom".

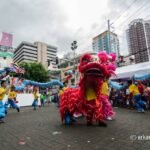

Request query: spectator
[
  {"left": 109, "top": 88, "right": 117, "bottom": 107},
  {"left": 128, "top": 80, "right": 146, "bottom": 112},
  {"left": 32, "top": 88, "right": 39, "bottom": 110},
  {"left": 8, "top": 86, "right": 20, "bottom": 112},
  {"left": 137, "top": 81, "right": 145, "bottom": 95},
  {"left": 40, "top": 92, "right": 46, "bottom": 107},
  {"left": 144, "top": 87, "right": 150, "bottom": 110}
]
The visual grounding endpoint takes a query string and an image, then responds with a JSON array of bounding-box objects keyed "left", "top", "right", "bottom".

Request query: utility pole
[
  {"left": 108, "top": 20, "right": 111, "bottom": 54},
  {"left": 143, "top": 21, "right": 150, "bottom": 61},
  {"left": 71, "top": 41, "right": 77, "bottom": 85}
]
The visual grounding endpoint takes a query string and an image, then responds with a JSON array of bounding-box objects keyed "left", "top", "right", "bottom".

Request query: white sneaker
[
  {"left": 73, "top": 113, "right": 82, "bottom": 118},
  {"left": 107, "top": 116, "right": 113, "bottom": 121},
  {"left": 138, "top": 110, "right": 144, "bottom": 113},
  {"left": 138, "top": 110, "right": 142, "bottom": 113},
  {"left": 141, "top": 109, "right": 145, "bottom": 113}
]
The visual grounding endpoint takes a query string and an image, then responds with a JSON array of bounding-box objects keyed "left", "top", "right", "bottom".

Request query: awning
[
  {"left": 112, "top": 61, "right": 150, "bottom": 79},
  {"left": 134, "top": 74, "right": 150, "bottom": 81}
]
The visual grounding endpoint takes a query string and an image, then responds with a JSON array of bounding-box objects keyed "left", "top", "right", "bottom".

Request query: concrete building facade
[
  {"left": 92, "top": 30, "right": 120, "bottom": 56},
  {"left": 14, "top": 41, "right": 57, "bottom": 68},
  {"left": 58, "top": 52, "right": 96, "bottom": 85},
  {"left": 117, "top": 55, "right": 135, "bottom": 67},
  {"left": 127, "top": 19, "right": 150, "bottom": 63}
]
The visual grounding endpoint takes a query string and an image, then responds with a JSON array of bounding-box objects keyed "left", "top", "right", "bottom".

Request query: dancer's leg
[{"left": 8, "top": 99, "right": 20, "bottom": 112}]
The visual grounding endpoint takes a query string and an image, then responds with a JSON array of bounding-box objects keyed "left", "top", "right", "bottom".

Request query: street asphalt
[{"left": 0, "top": 104, "right": 150, "bottom": 150}]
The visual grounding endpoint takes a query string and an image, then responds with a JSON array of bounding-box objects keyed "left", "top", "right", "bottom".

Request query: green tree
[{"left": 19, "top": 62, "right": 49, "bottom": 82}]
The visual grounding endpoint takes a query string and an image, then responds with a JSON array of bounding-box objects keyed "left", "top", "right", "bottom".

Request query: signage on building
[
  {"left": 0, "top": 32, "right": 13, "bottom": 47},
  {"left": 0, "top": 51, "right": 13, "bottom": 58}
]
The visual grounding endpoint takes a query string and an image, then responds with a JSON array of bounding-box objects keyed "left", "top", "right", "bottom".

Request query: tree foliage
[{"left": 19, "top": 62, "right": 49, "bottom": 82}]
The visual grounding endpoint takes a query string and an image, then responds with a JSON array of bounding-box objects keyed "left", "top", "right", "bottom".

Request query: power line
[
  {"left": 115, "top": 6, "right": 150, "bottom": 35},
  {"left": 74, "top": 0, "right": 139, "bottom": 52},
  {"left": 90, "top": 1, "right": 150, "bottom": 57},
  {"left": 108, "top": 0, "right": 150, "bottom": 42},
  {"left": 114, "top": 5, "right": 150, "bottom": 48},
  {"left": 74, "top": 1, "right": 147, "bottom": 53},
  {"left": 112, "top": 0, "right": 140, "bottom": 24},
  {"left": 115, "top": 0, "right": 150, "bottom": 28},
  {"left": 128, "top": 47, "right": 150, "bottom": 56},
  {"left": 112, "top": 0, "right": 150, "bottom": 46}
]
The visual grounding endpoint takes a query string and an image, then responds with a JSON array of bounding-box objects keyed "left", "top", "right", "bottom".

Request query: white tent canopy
[{"left": 112, "top": 61, "right": 150, "bottom": 79}]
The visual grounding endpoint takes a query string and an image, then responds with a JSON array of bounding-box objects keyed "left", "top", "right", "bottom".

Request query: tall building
[
  {"left": 127, "top": 19, "right": 150, "bottom": 63},
  {"left": 14, "top": 41, "right": 57, "bottom": 68},
  {"left": 92, "top": 30, "right": 120, "bottom": 56}
]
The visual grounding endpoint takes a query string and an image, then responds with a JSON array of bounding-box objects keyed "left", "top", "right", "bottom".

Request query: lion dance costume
[{"left": 60, "top": 52, "right": 116, "bottom": 126}]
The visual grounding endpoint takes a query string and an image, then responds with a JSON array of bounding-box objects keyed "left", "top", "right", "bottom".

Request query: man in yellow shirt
[
  {"left": 58, "top": 83, "right": 69, "bottom": 107},
  {"left": 128, "top": 80, "right": 146, "bottom": 112},
  {"left": 0, "top": 81, "right": 8, "bottom": 101},
  {"left": 8, "top": 86, "right": 20, "bottom": 112},
  {"left": 63, "top": 82, "right": 68, "bottom": 91},
  {"left": 59, "top": 87, "right": 64, "bottom": 97},
  {"left": 32, "top": 88, "right": 39, "bottom": 110},
  {"left": 0, "top": 81, "right": 8, "bottom": 121}
]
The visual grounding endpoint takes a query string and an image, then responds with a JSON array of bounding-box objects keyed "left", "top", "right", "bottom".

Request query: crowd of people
[
  {"left": 0, "top": 81, "right": 20, "bottom": 122},
  {"left": 1, "top": 77, "right": 150, "bottom": 123},
  {"left": 58, "top": 79, "right": 150, "bottom": 118},
  {"left": 58, "top": 79, "right": 150, "bottom": 127},
  {"left": 109, "top": 80, "right": 150, "bottom": 112},
  {"left": 0, "top": 80, "right": 57, "bottom": 122}
]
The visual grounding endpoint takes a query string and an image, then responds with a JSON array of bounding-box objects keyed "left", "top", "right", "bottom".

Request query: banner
[{"left": 0, "top": 32, "right": 13, "bottom": 47}]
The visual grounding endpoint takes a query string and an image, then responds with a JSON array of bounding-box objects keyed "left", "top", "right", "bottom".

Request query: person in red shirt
[
  {"left": 137, "top": 81, "right": 145, "bottom": 95},
  {"left": 137, "top": 81, "right": 147, "bottom": 103}
]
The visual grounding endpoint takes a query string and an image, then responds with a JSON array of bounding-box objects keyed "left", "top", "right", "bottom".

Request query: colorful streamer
[
  {"left": 15, "top": 80, "right": 63, "bottom": 91},
  {"left": 109, "top": 80, "right": 125, "bottom": 90}
]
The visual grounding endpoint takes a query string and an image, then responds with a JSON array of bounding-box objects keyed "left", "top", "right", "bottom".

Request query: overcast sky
[{"left": 0, "top": 0, "right": 149, "bottom": 57}]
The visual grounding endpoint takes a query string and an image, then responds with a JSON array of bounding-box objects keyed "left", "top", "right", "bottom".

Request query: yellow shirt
[
  {"left": 33, "top": 92, "right": 39, "bottom": 100},
  {"left": 86, "top": 88, "right": 96, "bottom": 101},
  {"left": 59, "top": 87, "right": 68, "bottom": 96},
  {"left": 59, "top": 90, "right": 64, "bottom": 96},
  {"left": 101, "top": 81, "right": 109, "bottom": 96},
  {"left": 8, "top": 91, "right": 17, "bottom": 99},
  {"left": 0, "top": 87, "right": 7, "bottom": 100},
  {"left": 129, "top": 84, "right": 140, "bottom": 96},
  {"left": 63, "top": 87, "right": 68, "bottom": 91}
]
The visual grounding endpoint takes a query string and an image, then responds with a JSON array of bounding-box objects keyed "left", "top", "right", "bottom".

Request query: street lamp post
[{"left": 71, "top": 41, "right": 77, "bottom": 85}]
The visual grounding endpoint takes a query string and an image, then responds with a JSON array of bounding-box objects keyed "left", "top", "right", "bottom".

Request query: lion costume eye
[
  {"left": 94, "top": 58, "right": 98, "bottom": 61},
  {"left": 82, "top": 58, "right": 93, "bottom": 63},
  {"left": 92, "top": 55, "right": 99, "bottom": 62},
  {"left": 82, "top": 59, "right": 89, "bottom": 63}
]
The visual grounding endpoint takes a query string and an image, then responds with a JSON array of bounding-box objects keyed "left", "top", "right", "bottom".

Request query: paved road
[{"left": 0, "top": 104, "right": 150, "bottom": 150}]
